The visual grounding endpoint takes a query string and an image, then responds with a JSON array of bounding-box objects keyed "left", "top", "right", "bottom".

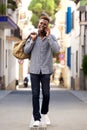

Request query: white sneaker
[
  {"left": 33, "top": 120, "right": 40, "bottom": 127},
  {"left": 42, "top": 114, "right": 51, "bottom": 125}
]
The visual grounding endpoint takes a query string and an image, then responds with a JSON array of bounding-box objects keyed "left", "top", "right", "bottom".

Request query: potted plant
[
  {"left": 7, "top": 0, "right": 17, "bottom": 11},
  {"left": 82, "top": 55, "right": 87, "bottom": 76}
]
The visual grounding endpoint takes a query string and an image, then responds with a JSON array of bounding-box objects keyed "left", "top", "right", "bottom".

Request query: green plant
[
  {"left": 7, "top": 0, "right": 17, "bottom": 11},
  {"left": 0, "top": 3, "right": 6, "bottom": 15},
  {"left": 82, "top": 55, "right": 87, "bottom": 76},
  {"left": 7, "top": 4, "right": 13, "bottom": 9},
  {"left": 74, "top": 0, "right": 80, "bottom": 4},
  {"left": 28, "top": 0, "right": 60, "bottom": 27},
  {"left": 8, "top": 0, "right": 12, "bottom": 2}
]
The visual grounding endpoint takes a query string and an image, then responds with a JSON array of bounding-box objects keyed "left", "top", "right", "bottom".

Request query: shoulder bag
[{"left": 13, "top": 39, "right": 31, "bottom": 60}]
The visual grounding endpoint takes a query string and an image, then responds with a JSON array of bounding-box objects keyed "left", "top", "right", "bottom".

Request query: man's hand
[
  {"left": 46, "top": 28, "right": 50, "bottom": 37},
  {"left": 30, "top": 32, "right": 37, "bottom": 41}
]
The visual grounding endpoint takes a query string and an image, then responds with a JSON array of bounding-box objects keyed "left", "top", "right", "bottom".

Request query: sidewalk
[
  {"left": 70, "top": 90, "right": 87, "bottom": 103},
  {"left": 0, "top": 90, "right": 12, "bottom": 100},
  {"left": 0, "top": 88, "right": 87, "bottom": 102},
  {"left": 0, "top": 89, "right": 87, "bottom": 104}
]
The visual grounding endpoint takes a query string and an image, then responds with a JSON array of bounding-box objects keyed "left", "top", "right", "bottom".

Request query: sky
[{"left": 21, "top": 0, "right": 31, "bottom": 9}]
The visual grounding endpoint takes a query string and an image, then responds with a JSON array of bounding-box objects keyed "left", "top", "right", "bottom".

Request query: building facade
[
  {"left": 0, "top": 0, "right": 21, "bottom": 90},
  {"left": 78, "top": 0, "right": 87, "bottom": 90}
]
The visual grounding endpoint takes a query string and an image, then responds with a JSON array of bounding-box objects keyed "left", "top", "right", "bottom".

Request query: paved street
[{"left": 0, "top": 88, "right": 87, "bottom": 130}]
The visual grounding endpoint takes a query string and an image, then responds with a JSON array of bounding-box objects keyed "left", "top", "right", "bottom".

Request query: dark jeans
[{"left": 30, "top": 72, "right": 50, "bottom": 121}]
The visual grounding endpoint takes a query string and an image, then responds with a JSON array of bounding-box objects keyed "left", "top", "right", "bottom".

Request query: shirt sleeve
[
  {"left": 47, "top": 34, "right": 60, "bottom": 53},
  {"left": 23, "top": 38, "right": 35, "bottom": 54}
]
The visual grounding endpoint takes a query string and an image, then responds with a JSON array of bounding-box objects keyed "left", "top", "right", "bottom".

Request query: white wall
[
  {"left": 0, "top": 30, "right": 4, "bottom": 78},
  {"left": 70, "top": 6, "right": 80, "bottom": 89},
  {"left": 3, "top": 30, "right": 17, "bottom": 88}
]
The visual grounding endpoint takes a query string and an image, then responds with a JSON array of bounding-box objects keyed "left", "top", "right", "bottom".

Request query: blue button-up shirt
[{"left": 24, "top": 34, "right": 60, "bottom": 74}]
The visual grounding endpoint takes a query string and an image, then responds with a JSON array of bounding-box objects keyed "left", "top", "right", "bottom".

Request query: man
[{"left": 24, "top": 16, "right": 60, "bottom": 127}]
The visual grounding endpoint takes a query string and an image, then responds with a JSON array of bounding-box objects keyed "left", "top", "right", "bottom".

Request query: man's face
[{"left": 38, "top": 19, "right": 48, "bottom": 32}]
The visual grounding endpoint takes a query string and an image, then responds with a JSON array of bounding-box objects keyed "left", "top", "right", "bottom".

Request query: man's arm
[
  {"left": 24, "top": 33, "right": 37, "bottom": 54},
  {"left": 24, "top": 38, "right": 35, "bottom": 54},
  {"left": 47, "top": 34, "right": 60, "bottom": 53}
]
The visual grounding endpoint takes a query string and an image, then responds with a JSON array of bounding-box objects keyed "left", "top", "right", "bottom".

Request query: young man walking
[{"left": 24, "top": 16, "right": 60, "bottom": 127}]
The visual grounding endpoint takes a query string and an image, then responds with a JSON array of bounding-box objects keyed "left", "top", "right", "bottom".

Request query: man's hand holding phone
[{"left": 45, "top": 28, "right": 50, "bottom": 37}]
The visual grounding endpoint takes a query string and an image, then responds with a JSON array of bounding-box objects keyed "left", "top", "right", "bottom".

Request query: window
[
  {"left": 72, "top": 11, "right": 74, "bottom": 29},
  {"left": 76, "top": 51, "right": 78, "bottom": 73},
  {"left": 0, "top": 38, "right": 1, "bottom": 75}
]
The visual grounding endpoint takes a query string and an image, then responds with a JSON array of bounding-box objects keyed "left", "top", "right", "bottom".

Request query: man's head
[
  {"left": 38, "top": 16, "right": 50, "bottom": 36},
  {"left": 40, "top": 16, "right": 50, "bottom": 23}
]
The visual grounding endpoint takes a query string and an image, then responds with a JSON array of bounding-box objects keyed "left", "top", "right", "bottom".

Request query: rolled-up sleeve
[
  {"left": 47, "top": 34, "right": 60, "bottom": 53},
  {"left": 24, "top": 38, "right": 35, "bottom": 54}
]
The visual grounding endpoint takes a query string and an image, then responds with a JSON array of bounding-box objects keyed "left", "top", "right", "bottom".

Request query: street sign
[{"left": 59, "top": 52, "right": 65, "bottom": 65}]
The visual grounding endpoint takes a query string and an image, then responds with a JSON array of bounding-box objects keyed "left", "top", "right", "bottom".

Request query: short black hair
[{"left": 40, "top": 16, "right": 50, "bottom": 23}]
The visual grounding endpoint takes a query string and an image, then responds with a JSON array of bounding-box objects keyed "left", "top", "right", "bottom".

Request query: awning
[{"left": 0, "top": 16, "right": 18, "bottom": 29}]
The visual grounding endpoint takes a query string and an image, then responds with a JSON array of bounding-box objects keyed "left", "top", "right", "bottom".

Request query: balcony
[
  {"left": 0, "top": 16, "right": 18, "bottom": 29},
  {"left": 0, "top": 1, "right": 18, "bottom": 29},
  {"left": 0, "top": 1, "right": 21, "bottom": 40},
  {"left": 76, "top": 0, "right": 87, "bottom": 12}
]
